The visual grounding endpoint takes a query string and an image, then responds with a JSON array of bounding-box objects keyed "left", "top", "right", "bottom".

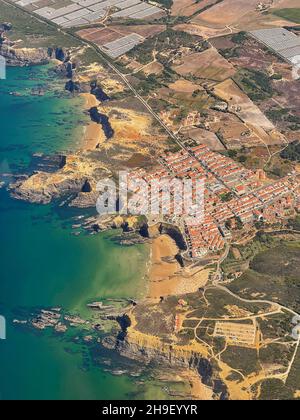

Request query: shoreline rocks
[
  {"left": 10, "top": 172, "right": 88, "bottom": 204},
  {"left": 9, "top": 153, "right": 106, "bottom": 205},
  {"left": 0, "top": 45, "right": 49, "bottom": 67},
  {"left": 102, "top": 335, "right": 228, "bottom": 400}
]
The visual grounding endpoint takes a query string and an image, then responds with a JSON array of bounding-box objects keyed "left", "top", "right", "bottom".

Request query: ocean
[{"left": 0, "top": 65, "right": 174, "bottom": 400}]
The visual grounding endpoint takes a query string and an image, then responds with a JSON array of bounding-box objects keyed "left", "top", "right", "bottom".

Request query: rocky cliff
[
  {"left": 10, "top": 154, "right": 107, "bottom": 206},
  {"left": 0, "top": 45, "right": 49, "bottom": 66},
  {"left": 102, "top": 326, "right": 228, "bottom": 400},
  {"left": 107, "top": 336, "right": 192, "bottom": 368}
]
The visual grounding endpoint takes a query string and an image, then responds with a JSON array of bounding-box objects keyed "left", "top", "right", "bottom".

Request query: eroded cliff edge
[{"left": 103, "top": 320, "right": 228, "bottom": 401}]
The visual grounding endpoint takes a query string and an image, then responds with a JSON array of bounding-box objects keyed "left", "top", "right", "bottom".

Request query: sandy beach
[
  {"left": 80, "top": 93, "right": 106, "bottom": 150},
  {"left": 148, "top": 234, "right": 181, "bottom": 298},
  {"left": 148, "top": 233, "right": 210, "bottom": 298}
]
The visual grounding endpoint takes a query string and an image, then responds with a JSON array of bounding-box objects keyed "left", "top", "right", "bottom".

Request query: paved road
[
  {"left": 3, "top": 0, "right": 181, "bottom": 143},
  {"left": 213, "top": 241, "right": 230, "bottom": 284}
]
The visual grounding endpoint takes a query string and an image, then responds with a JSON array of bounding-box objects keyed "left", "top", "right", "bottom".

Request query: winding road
[{"left": 3, "top": 0, "right": 300, "bottom": 388}]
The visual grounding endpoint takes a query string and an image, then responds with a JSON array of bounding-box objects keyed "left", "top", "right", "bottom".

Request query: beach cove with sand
[
  {"left": 147, "top": 228, "right": 211, "bottom": 300},
  {"left": 0, "top": 64, "right": 183, "bottom": 400},
  {"left": 81, "top": 93, "right": 106, "bottom": 151}
]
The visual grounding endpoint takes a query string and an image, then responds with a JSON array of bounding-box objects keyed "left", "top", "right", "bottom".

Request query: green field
[
  {"left": 154, "top": 0, "right": 173, "bottom": 8},
  {"left": 272, "top": 8, "right": 300, "bottom": 24}
]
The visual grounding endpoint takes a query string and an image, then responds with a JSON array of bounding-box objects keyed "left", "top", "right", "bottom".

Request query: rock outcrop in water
[
  {"left": 65, "top": 80, "right": 81, "bottom": 93},
  {"left": 11, "top": 172, "right": 86, "bottom": 204},
  {"left": 9, "top": 154, "right": 106, "bottom": 206}
]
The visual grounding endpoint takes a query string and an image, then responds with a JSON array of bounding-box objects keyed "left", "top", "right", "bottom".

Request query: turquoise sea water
[{"left": 0, "top": 66, "right": 170, "bottom": 400}]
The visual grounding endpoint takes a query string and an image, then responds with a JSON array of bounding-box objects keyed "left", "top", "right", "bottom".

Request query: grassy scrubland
[
  {"left": 0, "top": 0, "right": 80, "bottom": 47},
  {"left": 228, "top": 239, "right": 300, "bottom": 313},
  {"left": 234, "top": 68, "right": 276, "bottom": 101}
]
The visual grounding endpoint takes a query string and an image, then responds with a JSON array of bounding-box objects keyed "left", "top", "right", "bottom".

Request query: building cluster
[
  {"left": 183, "top": 111, "right": 202, "bottom": 127},
  {"left": 128, "top": 143, "right": 299, "bottom": 259}
]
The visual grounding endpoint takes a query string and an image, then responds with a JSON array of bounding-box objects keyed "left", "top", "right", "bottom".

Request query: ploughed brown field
[
  {"left": 77, "top": 24, "right": 165, "bottom": 47},
  {"left": 171, "top": 0, "right": 217, "bottom": 17},
  {"left": 192, "top": 0, "right": 261, "bottom": 26},
  {"left": 187, "top": 0, "right": 297, "bottom": 36}
]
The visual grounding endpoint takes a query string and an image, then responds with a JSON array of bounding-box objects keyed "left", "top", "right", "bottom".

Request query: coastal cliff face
[
  {"left": 103, "top": 332, "right": 228, "bottom": 400},
  {"left": 10, "top": 154, "right": 105, "bottom": 206},
  {"left": 0, "top": 25, "right": 69, "bottom": 67},
  {"left": 11, "top": 172, "right": 85, "bottom": 204},
  {"left": 0, "top": 45, "right": 49, "bottom": 66},
  {"left": 116, "top": 338, "right": 192, "bottom": 368},
  {"left": 100, "top": 309, "right": 229, "bottom": 400}
]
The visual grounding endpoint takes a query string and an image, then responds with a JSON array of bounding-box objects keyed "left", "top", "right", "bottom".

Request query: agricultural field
[
  {"left": 181, "top": 127, "right": 225, "bottom": 151},
  {"left": 212, "top": 31, "right": 300, "bottom": 142},
  {"left": 208, "top": 113, "right": 264, "bottom": 149},
  {"left": 172, "top": 48, "right": 236, "bottom": 82},
  {"left": 156, "top": 83, "right": 213, "bottom": 112},
  {"left": 174, "top": 22, "right": 233, "bottom": 39},
  {"left": 77, "top": 24, "right": 165, "bottom": 58},
  {"left": 192, "top": 0, "right": 259, "bottom": 26},
  {"left": 10, "top": 0, "right": 165, "bottom": 28},
  {"left": 168, "top": 79, "right": 201, "bottom": 93},
  {"left": 272, "top": 8, "right": 300, "bottom": 24},
  {"left": 171, "top": 0, "right": 218, "bottom": 17},
  {"left": 0, "top": 0, "right": 80, "bottom": 47},
  {"left": 213, "top": 79, "right": 282, "bottom": 143},
  {"left": 185, "top": 0, "right": 299, "bottom": 38}
]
